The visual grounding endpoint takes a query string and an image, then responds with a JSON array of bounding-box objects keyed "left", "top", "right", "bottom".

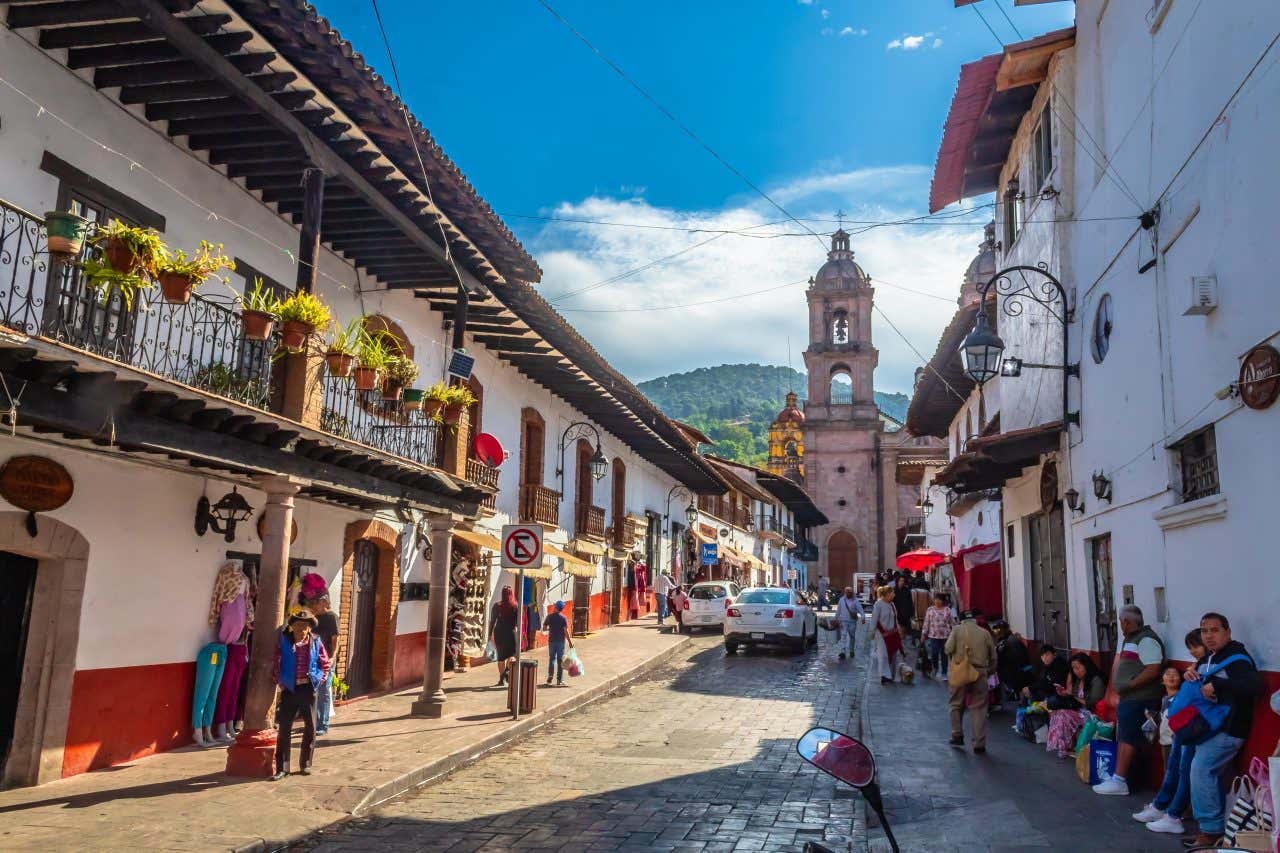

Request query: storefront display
[
  {"left": 457, "top": 549, "right": 492, "bottom": 668},
  {"left": 199, "top": 561, "right": 254, "bottom": 746}
]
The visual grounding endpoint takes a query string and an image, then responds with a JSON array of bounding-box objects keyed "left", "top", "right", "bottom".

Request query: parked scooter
[{"left": 796, "top": 727, "right": 899, "bottom": 853}]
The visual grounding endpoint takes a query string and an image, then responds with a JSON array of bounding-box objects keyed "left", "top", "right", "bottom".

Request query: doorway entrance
[
  {"left": 1028, "top": 506, "right": 1070, "bottom": 648},
  {"left": 1, "top": 551, "right": 38, "bottom": 777},
  {"left": 826, "top": 530, "right": 859, "bottom": 592},
  {"left": 345, "top": 539, "right": 379, "bottom": 697},
  {"left": 608, "top": 559, "right": 623, "bottom": 624},
  {"left": 572, "top": 575, "right": 592, "bottom": 636}
]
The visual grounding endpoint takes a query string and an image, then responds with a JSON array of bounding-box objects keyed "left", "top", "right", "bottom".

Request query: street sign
[
  {"left": 700, "top": 542, "right": 718, "bottom": 565},
  {"left": 501, "top": 524, "right": 543, "bottom": 569}
]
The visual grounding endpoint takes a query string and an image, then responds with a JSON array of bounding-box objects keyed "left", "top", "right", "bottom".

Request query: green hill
[{"left": 637, "top": 364, "right": 910, "bottom": 466}]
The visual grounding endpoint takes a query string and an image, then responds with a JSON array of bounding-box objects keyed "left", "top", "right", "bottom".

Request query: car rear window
[
  {"left": 739, "top": 590, "right": 792, "bottom": 605},
  {"left": 690, "top": 585, "right": 728, "bottom": 600}
]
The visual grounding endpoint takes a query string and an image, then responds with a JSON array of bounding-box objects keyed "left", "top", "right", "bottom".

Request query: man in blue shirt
[{"left": 542, "top": 600, "right": 574, "bottom": 686}]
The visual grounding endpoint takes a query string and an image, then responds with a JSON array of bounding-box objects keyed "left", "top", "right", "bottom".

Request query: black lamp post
[
  {"left": 555, "top": 421, "right": 608, "bottom": 494},
  {"left": 664, "top": 484, "right": 697, "bottom": 528},
  {"left": 961, "top": 264, "right": 1079, "bottom": 427}
]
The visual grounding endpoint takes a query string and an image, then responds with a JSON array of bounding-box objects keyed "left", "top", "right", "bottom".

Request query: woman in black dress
[{"left": 489, "top": 585, "right": 520, "bottom": 686}]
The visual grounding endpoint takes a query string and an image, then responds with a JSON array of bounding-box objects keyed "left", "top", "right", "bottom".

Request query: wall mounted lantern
[
  {"left": 665, "top": 484, "right": 698, "bottom": 528},
  {"left": 555, "top": 420, "right": 608, "bottom": 494},
  {"left": 1063, "top": 487, "right": 1084, "bottom": 515},
  {"left": 920, "top": 497, "right": 934, "bottom": 517},
  {"left": 195, "top": 486, "right": 254, "bottom": 543},
  {"left": 1092, "top": 471, "right": 1113, "bottom": 503}
]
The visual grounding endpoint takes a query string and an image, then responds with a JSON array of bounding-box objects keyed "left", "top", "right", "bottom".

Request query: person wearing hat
[
  {"left": 271, "top": 608, "right": 330, "bottom": 780},
  {"left": 541, "top": 600, "right": 574, "bottom": 686},
  {"left": 944, "top": 608, "right": 997, "bottom": 754}
]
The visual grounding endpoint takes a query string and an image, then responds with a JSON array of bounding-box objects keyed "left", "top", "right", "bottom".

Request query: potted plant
[
  {"left": 277, "top": 290, "right": 332, "bottom": 353},
  {"left": 402, "top": 387, "right": 426, "bottom": 412},
  {"left": 154, "top": 241, "right": 234, "bottom": 304},
  {"left": 92, "top": 219, "right": 165, "bottom": 276},
  {"left": 382, "top": 355, "right": 419, "bottom": 402},
  {"left": 442, "top": 384, "right": 477, "bottom": 425},
  {"left": 422, "top": 381, "right": 450, "bottom": 419},
  {"left": 43, "top": 207, "right": 91, "bottom": 257},
  {"left": 354, "top": 329, "right": 391, "bottom": 391},
  {"left": 324, "top": 317, "right": 363, "bottom": 378},
  {"left": 237, "top": 277, "right": 280, "bottom": 341},
  {"left": 78, "top": 257, "right": 154, "bottom": 309}
]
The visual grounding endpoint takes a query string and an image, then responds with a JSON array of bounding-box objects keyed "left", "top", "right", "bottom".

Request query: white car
[
  {"left": 681, "top": 581, "right": 741, "bottom": 631},
  {"left": 724, "top": 587, "right": 818, "bottom": 654}
]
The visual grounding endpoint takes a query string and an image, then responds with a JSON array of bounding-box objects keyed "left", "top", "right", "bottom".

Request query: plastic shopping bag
[
  {"left": 484, "top": 640, "right": 498, "bottom": 662},
  {"left": 565, "top": 647, "right": 584, "bottom": 678}
]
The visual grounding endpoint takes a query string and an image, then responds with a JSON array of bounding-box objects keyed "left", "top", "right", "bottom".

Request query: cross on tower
[{"left": 835, "top": 210, "right": 846, "bottom": 230}]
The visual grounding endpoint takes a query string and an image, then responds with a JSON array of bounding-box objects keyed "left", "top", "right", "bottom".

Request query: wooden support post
[
  {"left": 411, "top": 515, "right": 455, "bottom": 718},
  {"left": 226, "top": 475, "right": 305, "bottom": 777},
  {"left": 295, "top": 166, "right": 324, "bottom": 294}
]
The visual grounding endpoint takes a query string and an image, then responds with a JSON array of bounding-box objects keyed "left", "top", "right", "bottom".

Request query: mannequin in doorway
[
  {"left": 629, "top": 557, "right": 648, "bottom": 620},
  {"left": 200, "top": 562, "right": 251, "bottom": 746}
]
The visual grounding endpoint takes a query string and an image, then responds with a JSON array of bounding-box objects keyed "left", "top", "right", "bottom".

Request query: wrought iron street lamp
[
  {"left": 962, "top": 264, "right": 1080, "bottom": 427},
  {"left": 555, "top": 421, "right": 608, "bottom": 494},
  {"left": 664, "top": 484, "right": 698, "bottom": 527},
  {"left": 194, "top": 486, "right": 254, "bottom": 543}
]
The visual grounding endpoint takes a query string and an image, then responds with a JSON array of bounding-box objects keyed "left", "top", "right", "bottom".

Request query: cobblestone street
[{"left": 297, "top": 630, "right": 869, "bottom": 853}]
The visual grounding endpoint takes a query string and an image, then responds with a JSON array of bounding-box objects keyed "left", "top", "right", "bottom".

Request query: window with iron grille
[{"left": 1174, "top": 426, "right": 1220, "bottom": 503}]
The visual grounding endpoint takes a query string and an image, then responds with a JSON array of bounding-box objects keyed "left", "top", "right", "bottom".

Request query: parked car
[
  {"left": 681, "top": 581, "right": 741, "bottom": 631},
  {"left": 724, "top": 587, "right": 818, "bottom": 654}
]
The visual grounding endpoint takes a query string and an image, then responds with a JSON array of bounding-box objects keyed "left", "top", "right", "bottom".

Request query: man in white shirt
[
  {"left": 836, "top": 586, "right": 866, "bottom": 660},
  {"left": 653, "top": 570, "right": 676, "bottom": 626}
]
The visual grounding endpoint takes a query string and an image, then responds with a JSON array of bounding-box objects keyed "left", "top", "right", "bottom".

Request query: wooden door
[
  {"left": 826, "top": 531, "right": 858, "bottom": 592},
  {"left": 344, "top": 540, "right": 379, "bottom": 696},
  {"left": 1028, "top": 507, "right": 1070, "bottom": 648},
  {"left": 572, "top": 575, "right": 592, "bottom": 636},
  {"left": 0, "top": 551, "right": 38, "bottom": 775},
  {"left": 608, "top": 559, "right": 623, "bottom": 624}
]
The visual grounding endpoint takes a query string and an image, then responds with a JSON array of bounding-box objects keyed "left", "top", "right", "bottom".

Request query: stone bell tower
[{"left": 801, "top": 229, "right": 897, "bottom": 587}]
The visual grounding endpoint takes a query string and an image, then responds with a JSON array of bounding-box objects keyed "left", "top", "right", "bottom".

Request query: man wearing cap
[
  {"left": 272, "top": 609, "right": 330, "bottom": 780},
  {"left": 945, "top": 609, "right": 997, "bottom": 753},
  {"left": 542, "top": 600, "right": 574, "bottom": 686}
]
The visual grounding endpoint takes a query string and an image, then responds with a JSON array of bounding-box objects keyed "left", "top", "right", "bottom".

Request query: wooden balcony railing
[
  {"left": 520, "top": 483, "right": 560, "bottom": 527},
  {"left": 576, "top": 503, "right": 605, "bottom": 540},
  {"left": 612, "top": 515, "right": 640, "bottom": 550},
  {"left": 466, "top": 458, "right": 500, "bottom": 513}
]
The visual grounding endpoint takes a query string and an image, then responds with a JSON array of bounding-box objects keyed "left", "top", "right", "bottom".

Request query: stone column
[
  {"left": 411, "top": 514, "right": 454, "bottom": 717},
  {"left": 226, "top": 475, "right": 305, "bottom": 777}
]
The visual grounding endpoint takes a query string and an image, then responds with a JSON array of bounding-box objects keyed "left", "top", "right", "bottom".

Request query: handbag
[
  {"left": 1247, "top": 756, "right": 1273, "bottom": 831},
  {"left": 1168, "top": 653, "right": 1249, "bottom": 744},
  {"left": 949, "top": 642, "right": 980, "bottom": 688},
  {"left": 1224, "top": 776, "right": 1264, "bottom": 846}
]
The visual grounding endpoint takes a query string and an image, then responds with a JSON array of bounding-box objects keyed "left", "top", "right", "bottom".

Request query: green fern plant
[
  {"left": 78, "top": 257, "right": 154, "bottom": 309},
  {"left": 326, "top": 317, "right": 364, "bottom": 356},
  {"left": 277, "top": 290, "right": 332, "bottom": 329},
  {"left": 155, "top": 241, "right": 235, "bottom": 288}
]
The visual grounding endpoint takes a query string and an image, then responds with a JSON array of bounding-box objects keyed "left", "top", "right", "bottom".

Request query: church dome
[
  {"left": 774, "top": 391, "right": 805, "bottom": 424},
  {"left": 960, "top": 222, "right": 998, "bottom": 305},
  {"left": 813, "top": 229, "right": 869, "bottom": 289}
]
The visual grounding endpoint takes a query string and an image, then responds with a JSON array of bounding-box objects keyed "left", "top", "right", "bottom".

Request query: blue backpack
[{"left": 1167, "top": 653, "right": 1250, "bottom": 745}]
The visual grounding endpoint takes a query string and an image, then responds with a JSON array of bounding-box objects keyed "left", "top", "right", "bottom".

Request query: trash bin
[{"left": 507, "top": 659, "right": 538, "bottom": 714}]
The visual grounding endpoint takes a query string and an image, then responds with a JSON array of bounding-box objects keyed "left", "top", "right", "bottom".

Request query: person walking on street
[
  {"left": 542, "top": 600, "right": 574, "bottom": 686},
  {"left": 653, "top": 569, "right": 675, "bottom": 626},
  {"left": 893, "top": 574, "right": 915, "bottom": 643},
  {"left": 835, "top": 586, "right": 866, "bottom": 661},
  {"left": 945, "top": 608, "right": 997, "bottom": 753},
  {"left": 1093, "top": 605, "right": 1165, "bottom": 797},
  {"left": 272, "top": 609, "right": 330, "bottom": 780},
  {"left": 308, "top": 594, "right": 339, "bottom": 736},
  {"left": 872, "top": 586, "right": 904, "bottom": 685},
  {"left": 922, "top": 593, "right": 956, "bottom": 680},
  {"left": 489, "top": 586, "right": 520, "bottom": 687},
  {"left": 818, "top": 575, "right": 830, "bottom": 611},
  {"left": 671, "top": 584, "right": 688, "bottom": 632}
]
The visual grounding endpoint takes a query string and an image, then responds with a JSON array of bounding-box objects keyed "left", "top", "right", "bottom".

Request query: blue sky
[{"left": 317, "top": 0, "right": 1074, "bottom": 392}]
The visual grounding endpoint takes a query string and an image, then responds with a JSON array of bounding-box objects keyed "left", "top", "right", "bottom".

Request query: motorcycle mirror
[{"left": 796, "top": 726, "right": 875, "bottom": 788}]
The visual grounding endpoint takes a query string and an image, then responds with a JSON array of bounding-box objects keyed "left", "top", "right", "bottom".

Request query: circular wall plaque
[
  {"left": 1239, "top": 344, "right": 1280, "bottom": 411},
  {"left": 0, "top": 456, "right": 73, "bottom": 512},
  {"left": 257, "top": 512, "right": 299, "bottom": 544}
]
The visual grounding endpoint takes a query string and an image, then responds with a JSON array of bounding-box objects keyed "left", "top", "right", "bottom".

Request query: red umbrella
[{"left": 896, "top": 547, "right": 948, "bottom": 572}]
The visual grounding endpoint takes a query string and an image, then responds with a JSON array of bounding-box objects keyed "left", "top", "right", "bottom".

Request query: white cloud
[
  {"left": 820, "top": 9, "right": 830, "bottom": 19},
  {"left": 796, "top": 0, "right": 814, "bottom": 5},
  {"left": 888, "top": 33, "right": 941, "bottom": 51},
  {"left": 820, "top": 26, "right": 834, "bottom": 36},
  {"left": 932, "top": 37, "right": 943, "bottom": 48},
  {"left": 526, "top": 167, "right": 982, "bottom": 392},
  {"left": 838, "top": 26, "right": 867, "bottom": 37}
]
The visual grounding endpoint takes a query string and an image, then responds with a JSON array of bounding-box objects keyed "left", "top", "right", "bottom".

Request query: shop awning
[
  {"left": 570, "top": 538, "right": 606, "bottom": 559},
  {"left": 933, "top": 421, "right": 1062, "bottom": 494},
  {"left": 452, "top": 528, "right": 503, "bottom": 552},
  {"left": 501, "top": 563, "right": 555, "bottom": 580},
  {"left": 546, "top": 543, "right": 596, "bottom": 577}
]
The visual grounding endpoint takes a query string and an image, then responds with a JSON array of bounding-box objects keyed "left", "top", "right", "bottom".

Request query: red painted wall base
[{"left": 392, "top": 631, "right": 426, "bottom": 688}]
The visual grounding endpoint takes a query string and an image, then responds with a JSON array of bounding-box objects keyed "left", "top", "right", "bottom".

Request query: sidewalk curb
[{"left": 236, "top": 632, "right": 693, "bottom": 853}]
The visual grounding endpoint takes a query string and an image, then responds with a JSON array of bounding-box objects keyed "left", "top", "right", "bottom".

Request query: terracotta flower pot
[
  {"left": 104, "top": 236, "right": 143, "bottom": 275},
  {"left": 423, "top": 399, "right": 445, "bottom": 419},
  {"left": 158, "top": 272, "right": 195, "bottom": 304},
  {"left": 353, "top": 366, "right": 380, "bottom": 391},
  {"left": 443, "top": 403, "right": 464, "bottom": 425},
  {"left": 402, "top": 389, "right": 425, "bottom": 412},
  {"left": 44, "top": 211, "right": 90, "bottom": 257},
  {"left": 241, "top": 309, "right": 275, "bottom": 342},
  {"left": 325, "top": 350, "right": 355, "bottom": 378},
  {"left": 280, "top": 320, "right": 314, "bottom": 353},
  {"left": 381, "top": 379, "right": 404, "bottom": 402}
]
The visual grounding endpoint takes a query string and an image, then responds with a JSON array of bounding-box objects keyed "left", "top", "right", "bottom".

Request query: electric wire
[
  {"left": 993, "top": 0, "right": 1025, "bottom": 41},
  {"left": 556, "top": 279, "right": 807, "bottom": 313}
]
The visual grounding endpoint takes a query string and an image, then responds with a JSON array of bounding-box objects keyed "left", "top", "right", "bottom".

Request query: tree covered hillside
[{"left": 637, "top": 364, "right": 909, "bottom": 466}]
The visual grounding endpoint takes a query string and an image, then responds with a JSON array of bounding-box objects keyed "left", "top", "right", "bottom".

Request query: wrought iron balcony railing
[
  {"left": 520, "top": 482, "right": 560, "bottom": 527},
  {"left": 0, "top": 198, "right": 277, "bottom": 409},
  {"left": 320, "top": 374, "right": 442, "bottom": 469}
]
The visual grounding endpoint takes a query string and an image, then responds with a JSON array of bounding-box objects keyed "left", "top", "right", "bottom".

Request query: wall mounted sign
[
  {"left": 256, "top": 512, "right": 299, "bottom": 544},
  {"left": 1239, "top": 344, "right": 1280, "bottom": 411},
  {"left": 0, "top": 455, "right": 73, "bottom": 536}
]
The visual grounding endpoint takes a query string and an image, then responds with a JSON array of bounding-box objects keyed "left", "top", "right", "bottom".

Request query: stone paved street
[{"left": 296, "top": 628, "right": 870, "bottom": 853}]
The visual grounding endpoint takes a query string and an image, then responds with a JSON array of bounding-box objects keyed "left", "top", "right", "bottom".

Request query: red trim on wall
[
  {"left": 62, "top": 661, "right": 195, "bottom": 778},
  {"left": 392, "top": 631, "right": 426, "bottom": 689}
]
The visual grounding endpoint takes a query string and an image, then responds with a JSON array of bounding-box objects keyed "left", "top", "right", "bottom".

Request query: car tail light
[
  {"left": 726, "top": 607, "right": 742, "bottom": 617},
  {"left": 775, "top": 609, "right": 794, "bottom": 618}
]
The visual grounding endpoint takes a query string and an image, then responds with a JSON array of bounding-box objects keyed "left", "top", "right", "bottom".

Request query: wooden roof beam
[
  {"left": 116, "top": 0, "right": 495, "bottom": 293},
  {"left": 95, "top": 53, "right": 275, "bottom": 88},
  {"left": 9, "top": 0, "right": 197, "bottom": 29},
  {"left": 38, "top": 14, "right": 229, "bottom": 49},
  {"left": 67, "top": 31, "right": 252, "bottom": 69},
  {"left": 147, "top": 90, "right": 313, "bottom": 122}
]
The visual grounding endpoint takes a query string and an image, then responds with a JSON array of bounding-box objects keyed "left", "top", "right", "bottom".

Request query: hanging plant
[
  {"left": 78, "top": 258, "right": 154, "bottom": 310},
  {"left": 236, "top": 276, "right": 280, "bottom": 342},
  {"left": 324, "top": 317, "right": 364, "bottom": 378},
  {"left": 91, "top": 219, "right": 165, "bottom": 276},
  {"left": 43, "top": 208, "right": 91, "bottom": 258},
  {"left": 276, "top": 291, "right": 332, "bottom": 353},
  {"left": 154, "top": 241, "right": 234, "bottom": 304},
  {"left": 442, "top": 384, "right": 477, "bottom": 425},
  {"left": 354, "top": 328, "right": 391, "bottom": 392}
]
